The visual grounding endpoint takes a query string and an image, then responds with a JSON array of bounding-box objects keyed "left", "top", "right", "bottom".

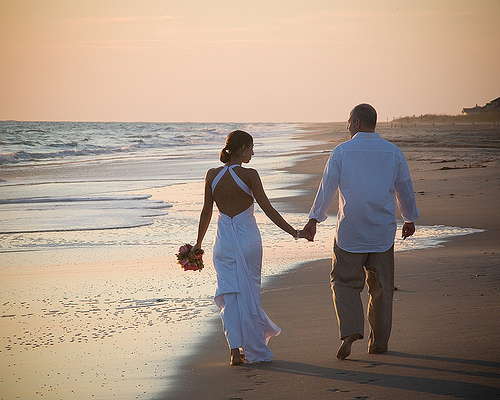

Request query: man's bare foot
[
  {"left": 336, "top": 334, "right": 362, "bottom": 360},
  {"left": 368, "top": 348, "right": 387, "bottom": 354},
  {"left": 230, "top": 348, "right": 243, "bottom": 365}
]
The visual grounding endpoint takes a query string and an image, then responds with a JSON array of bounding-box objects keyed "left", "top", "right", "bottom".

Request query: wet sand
[{"left": 166, "top": 122, "right": 500, "bottom": 399}]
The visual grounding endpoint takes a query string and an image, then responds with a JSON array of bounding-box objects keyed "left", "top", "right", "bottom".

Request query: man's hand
[
  {"left": 303, "top": 219, "right": 318, "bottom": 242},
  {"left": 402, "top": 222, "right": 415, "bottom": 240},
  {"left": 298, "top": 229, "right": 314, "bottom": 241}
]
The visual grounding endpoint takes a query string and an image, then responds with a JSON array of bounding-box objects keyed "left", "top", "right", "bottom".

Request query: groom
[{"left": 303, "top": 103, "right": 419, "bottom": 359}]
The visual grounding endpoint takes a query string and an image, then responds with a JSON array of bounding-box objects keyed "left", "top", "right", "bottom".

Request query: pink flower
[{"left": 176, "top": 243, "right": 204, "bottom": 272}]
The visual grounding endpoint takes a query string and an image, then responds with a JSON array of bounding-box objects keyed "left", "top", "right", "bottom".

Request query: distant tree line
[{"left": 392, "top": 113, "right": 500, "bottom": 123}]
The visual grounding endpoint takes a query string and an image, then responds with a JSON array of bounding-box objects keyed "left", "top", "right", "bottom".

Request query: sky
[{"left": 1, "top": 0, "right": 499, "bottom": 122}]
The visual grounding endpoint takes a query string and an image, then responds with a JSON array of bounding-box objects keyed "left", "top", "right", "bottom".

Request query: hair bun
[{"left": 219, "top": 130, "right": 253, "bottom": 163}]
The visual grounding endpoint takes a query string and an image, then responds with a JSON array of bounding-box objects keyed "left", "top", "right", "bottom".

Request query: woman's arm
[
  {"left": 192, "top": 170, "right": 214, "bottom": 254},
  {"left": 249, "top": 169, "right": 311, "bottom": 240}
]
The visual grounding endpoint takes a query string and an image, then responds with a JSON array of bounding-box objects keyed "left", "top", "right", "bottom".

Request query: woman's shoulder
[
  {"left": 235, "top": 165, "right": 259, "bottom": 178},
  {"left": 205, "top": 166, "right": 224, "bottom": 181},
  {"left": 207, "top": 165, "right": 224, "bottom": 174}
]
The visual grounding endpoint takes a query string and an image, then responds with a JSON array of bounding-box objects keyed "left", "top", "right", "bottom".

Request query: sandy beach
[
  {"left": 1, "top": 121, "right": 499, "bottom": 399},
  {"left": 3, "top": 1, "right": 499, "bottom": 398},
  {"left": 166, "top": 122, "right": 500, "bottom": 399}
]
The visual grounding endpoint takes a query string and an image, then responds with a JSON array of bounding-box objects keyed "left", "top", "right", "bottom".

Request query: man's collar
[{"left": 351, "top": 131, "right": 381, "bottom": 139}]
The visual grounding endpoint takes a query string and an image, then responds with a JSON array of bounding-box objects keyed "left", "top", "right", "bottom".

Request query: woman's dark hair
[{"left": 220, "top": 130, "right": 253, "bottom": 163}]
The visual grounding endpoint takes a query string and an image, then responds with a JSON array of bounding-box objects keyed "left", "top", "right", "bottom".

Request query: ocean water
[
  {"left": 0, "top": 121, "right": 483, "bottom": 399},
  {"left": 0, "top": 121, "right": 307, "bottom": 234}
]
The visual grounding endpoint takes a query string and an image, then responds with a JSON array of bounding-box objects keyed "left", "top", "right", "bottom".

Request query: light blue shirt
[{"left": 309, "top": 132, "right": 420, "bottom": 253}]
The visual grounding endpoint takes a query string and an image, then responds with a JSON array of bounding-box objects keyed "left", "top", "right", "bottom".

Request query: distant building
[{"left": 462, "top": 97, "right": 500, "bottom": 115}]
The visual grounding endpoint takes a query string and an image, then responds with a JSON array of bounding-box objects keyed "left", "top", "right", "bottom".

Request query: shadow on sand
[{"left": 250, "top": 351, "right": 500, "bottom": 399}]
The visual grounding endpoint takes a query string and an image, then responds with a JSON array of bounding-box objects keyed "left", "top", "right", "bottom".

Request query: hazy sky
[{"left": 1, "top": 0, "right": 499, "bottom": 122}]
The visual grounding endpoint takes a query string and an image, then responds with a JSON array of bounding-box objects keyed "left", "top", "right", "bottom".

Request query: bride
[{"left": 191, "top": 130, "right": 311, "bottom": 365}]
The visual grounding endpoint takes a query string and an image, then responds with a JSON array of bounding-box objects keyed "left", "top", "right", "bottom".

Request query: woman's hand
[{"left": 189, "top": 244, "right": 203, "bottom": 258}]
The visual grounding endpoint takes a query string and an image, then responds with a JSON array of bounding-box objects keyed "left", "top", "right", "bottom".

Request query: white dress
[{"left": 212, "top": 164, "right": 281, "bottom": 363}]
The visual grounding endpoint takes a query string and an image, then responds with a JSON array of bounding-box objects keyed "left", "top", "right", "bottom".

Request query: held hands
[
  {"left": 402, "top": 222, "right": 415, "bottom": 240},
  {"left": 301, "top": 219, "right": 317, "bottom": 242},
  {"left": 297, "top": 229, "right": 314, "bottom": 241}
]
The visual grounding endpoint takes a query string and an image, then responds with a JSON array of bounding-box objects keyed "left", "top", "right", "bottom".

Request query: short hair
[{"left": 350, "top": 103, "right": 377, "bottom": 130}]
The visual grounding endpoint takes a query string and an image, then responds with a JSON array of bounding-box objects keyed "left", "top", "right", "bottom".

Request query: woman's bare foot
[
  {"left": 336, "top": 334, "right": 362, "bottom": 360},
  {"left": 230, "top": 348, "right": 243, "bottom": 365}
]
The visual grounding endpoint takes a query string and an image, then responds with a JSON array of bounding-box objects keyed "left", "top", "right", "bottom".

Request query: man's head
[{"left": 347, "top": 103, "right": 377, "bottom": 137}]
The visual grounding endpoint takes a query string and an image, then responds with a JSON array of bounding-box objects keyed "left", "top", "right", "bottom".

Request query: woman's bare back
[{"left": 211, "top": 166, "right": 253, "bottom": 218}]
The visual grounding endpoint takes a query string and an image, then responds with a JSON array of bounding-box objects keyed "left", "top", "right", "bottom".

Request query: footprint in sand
[
  {"left": 237, "top": 388, "right": 254, "bottom": 392},
  {"left": 358, "top": 378, "right": 379, "bottom": 384}
]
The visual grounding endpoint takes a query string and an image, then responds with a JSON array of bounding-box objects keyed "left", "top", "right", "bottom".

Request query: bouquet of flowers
[{"left": 176, "top": 244, "right": 204, "bottom": 271}]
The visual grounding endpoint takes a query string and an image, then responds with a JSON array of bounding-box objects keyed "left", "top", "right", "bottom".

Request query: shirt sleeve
[
  {"left": 395, "top": 155, "right": 420, "bottom": 222},
  {"left": 308, "top": 148, "right": 341, "bottom": 223}
]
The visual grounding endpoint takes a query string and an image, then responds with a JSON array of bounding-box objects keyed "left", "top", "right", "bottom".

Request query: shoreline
[
  {"left": 1, "top": 121, "right": 498, "bottom": 399},
  {"left": 165, "top": 122, "right": 500, "bottom": 399}
]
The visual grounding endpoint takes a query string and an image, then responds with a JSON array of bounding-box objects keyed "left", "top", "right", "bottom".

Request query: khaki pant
[{"left": 331, "top": 241, "right": 395, "bottom": 353}]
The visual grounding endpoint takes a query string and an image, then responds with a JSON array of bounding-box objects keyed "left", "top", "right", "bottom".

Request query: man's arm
[
  {"left": 395, "top": 155, "right": 420, "bottom": 238},
  {"left": 308, "top": 150, "right": 341, "bottom": 224}
]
